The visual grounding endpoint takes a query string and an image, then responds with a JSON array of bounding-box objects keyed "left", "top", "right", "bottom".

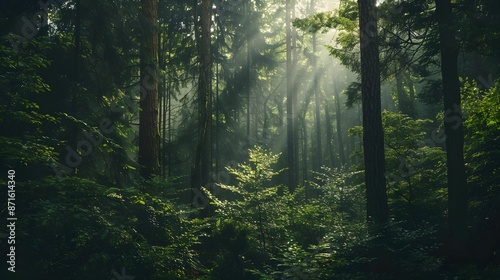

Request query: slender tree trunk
[
  {"left": 263, "top": 94, "right": 271, "bottom": 144},
  {"left": 347, "top": 111, "right": 356, "bottom": 165},
  {"left": 358, "top": 0, "right": 388, "bottom": 224},
  {"left": 215, "top": 20, "right": 220, "bottom": 174},
  {"left": 292, "top": 0, "right": 300, "bottom": 188},
  {"left": 300, "top": 83, "right": 314, "bottom": 183},
  {"left": 335, "top": 89, "right": 346, "bottom": 166},
  {"left": 395, "top": 64, "right": 407, "bottom": 114},
  {"left": 67, "top": 0, "right": 81, "bottom": 173},
  {"left": 312, "top": 36, "right": 323, "bottom": 173},
  {"left": 435, "top": 0, "right": 468, "bottom": 256},
  {"left": 286, "top": 0, "right": 297, "bottom": 191},
  {"left": 254, "top": 92, "right": 259, "bottom": 140},
  {"left": 324, "top": 103, "right": 336, "bottom": 168},
  {"left": 192, "top": 0, "right": 212, "bottom": 192},
  {"left": 302, "top": 117, "right": 308, "bottom": 183},
  {"left": 158, "top": 23, "right": 165, "bottom": 177},
  {"left": 167, "top": 74, "right": 172, "bottom": 177},
  {"left": 139, "top": 0, "right": 160, "bottom": 178},
  {"left": 166, "top": 37, "right": 172, "bottom": 178},
  {"left": 246, "top": 6, "right": 251, "bottom": 143}
]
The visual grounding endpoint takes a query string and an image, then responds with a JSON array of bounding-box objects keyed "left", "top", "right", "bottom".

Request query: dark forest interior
[{"left": 1, "top": 0, "right": 499, "bottom": 279}]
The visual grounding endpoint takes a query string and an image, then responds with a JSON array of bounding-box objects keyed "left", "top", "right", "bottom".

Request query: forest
[{"left": 1, "top": 0, "right": 499, "bottom": 279}]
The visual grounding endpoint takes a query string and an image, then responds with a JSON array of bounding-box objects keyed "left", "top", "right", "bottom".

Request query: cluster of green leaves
[
  {"left": 202, "top": 146, "right": 287, "bottom": 279},
  {"left": 462, "top": 78, "right": 500, "bottom": 224},
  {"left": 382, "top": 111, "right": 447, "bottom": 226},
  {"left": 0, "top": 36, "right": 61, "bottom": 176}
]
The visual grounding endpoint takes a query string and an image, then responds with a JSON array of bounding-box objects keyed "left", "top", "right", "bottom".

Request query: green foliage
[
  {"left": 382, "top": 111, "right": 447, "bottom": 226},
  {"left": 299, "top": 223, "right": 438, "bottom": 279},
  {"left": 313, "top": 167, "right": 365, "bottom": 223},
  {"left": 2, "top": 0, "right": 500, "bottom": 279},
  {"left": 462, "top": 78, "right": 500, "bottom": 220},
  {"left": 0, "top": 36, "right": 61, "bottom": 176},
  {"left": 204, "top": 146, "right": 283, "bottom": 246},
  {"left": 293, "top": 10, "right": 357, "bottom": 34},
  {"left": 202, "top": 146, "right": 284, "bottom": 279},
  {"left": 347, "top": 111, "right": 447, "bottom": 226},
  {"left": 225, "top": 146, "right": 282, "bottom": 192},
  {"left": 207, "top": 219, "right": 255, "bottom": 280},
  {"left": 343, "top": 81, "right": 362, "bottom": 108},
  {"left": 294, "top": 0, "right": 362, "bottom": 75},
  {"left": 18, "top": 176, "right": 205, "bottom": 279}
]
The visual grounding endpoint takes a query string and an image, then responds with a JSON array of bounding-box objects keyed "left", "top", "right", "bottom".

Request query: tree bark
[
  {"left": 358, "top": 0, "right": 388, "bottom": 224},
  {"left": 324, "top": 102, "right": 336, "bottom": 168},
  {"left": 139, "top": 0, "right": 160, "bottom": 178},
  {"left": 435, "top": 0, "right": 468, "bottom": 257},
  {"left": 312, "top": 34, "right": 323, "bottom": 173},
  {"left": 395, "top": 64, "right": 407, "bottom": 114},
  {"left": 301, "top": 117, "right": 308, "bottom": 183},
  {"left": 246, "top": 4, "right": 251, "bottom": 142},
  {"left": 335, "top": 89, "right": 346, "bottom": 166},
  {"left": 286, "top": 0, "right": 297, "bottom": 191},
  {"left": 192, "top": 0, "right": 212, "bottom": 193}
]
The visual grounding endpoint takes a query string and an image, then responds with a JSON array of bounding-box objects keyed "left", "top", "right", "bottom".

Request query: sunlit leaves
[
  {"left": 462, "top": 78, "right": 500, "bottom": 215},
  {"left": 226, "top": 145, "right": 281, "bottom": 190},
  {"left": 205, "top": 145, "right": 282, "bottom": 219},
  {"left": 293, "top": 11, "right": 356, "bottom": 34},
  {"left": 382, "top": 111, "right": 447, "bottom": 225},
  {"left": 383, "top": 111, "right": 431, "bottom": 152}
]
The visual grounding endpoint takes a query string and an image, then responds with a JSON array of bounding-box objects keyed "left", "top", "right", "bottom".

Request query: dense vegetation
[{"left": 1, "top": 0, "right": 499, "bottom": 279}]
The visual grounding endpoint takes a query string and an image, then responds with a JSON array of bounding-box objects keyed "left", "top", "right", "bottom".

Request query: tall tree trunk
[
  {"left": 263, "top": 94, "right": 271, "bottom": 144},
  {"left": 300, "top": 84, "right": 313, "bottom": 184},
  {"left": 324, "top": 102, "right": 336, "bottom": 168},
  {"left": 312, "top": 36, "right": 322, "bottom": 173},
  {"left": 335, "top": 89, "right": 346, "bottom": 166},
  {"left": 215, "top": 21, "right": 220, "bottom": 174},
  {"left": 192, "top": 0, "right": 212, "bottom": 193},
  {"left": 301, "top": 117, "right": 308, "bottom": 183},
  {"left": 358, "top": 0, "right": 388, "bottom": 224},
  {"left": 292, "top": 0, "right": 300, "bottom": 188},
  {"left": 435, "top": 0, "right": 468, "bottom": 256},
  {"left": 246, "top": 5, "right": 251, "bottom": 143},
  {"left": 167, "top": 73, "right": 172, "bottom": 177},
  {"left": 139, "top": 0, "right": 160, "bottom": 178},
  {"left": 68, "top": 0, "right": 82, "bottom": 165},
  {"left": 158, "top": 22, "right": 165, "bottom": 177},
  {"left": 347, "top": 110, "right": 356, "bottom": 165},
  {"left": 286, "top": 0, "right": 297, "bottom": 191},
  {"left": 166, "top": 37, "right": 172, "bottom": 178}
]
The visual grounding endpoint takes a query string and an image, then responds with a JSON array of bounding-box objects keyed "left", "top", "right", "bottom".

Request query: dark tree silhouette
[
  {"left": 358, "top": 0, "right": 388, "bottom": 224},
  {"left": 139, "top": 0, "right": 160, "bottom": 178},
  {"left": 435, "top": 0, "right": 468, "bottom": 256},
  {"left": 192, "top": 0, "right": 213, "bottom": 193}
]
